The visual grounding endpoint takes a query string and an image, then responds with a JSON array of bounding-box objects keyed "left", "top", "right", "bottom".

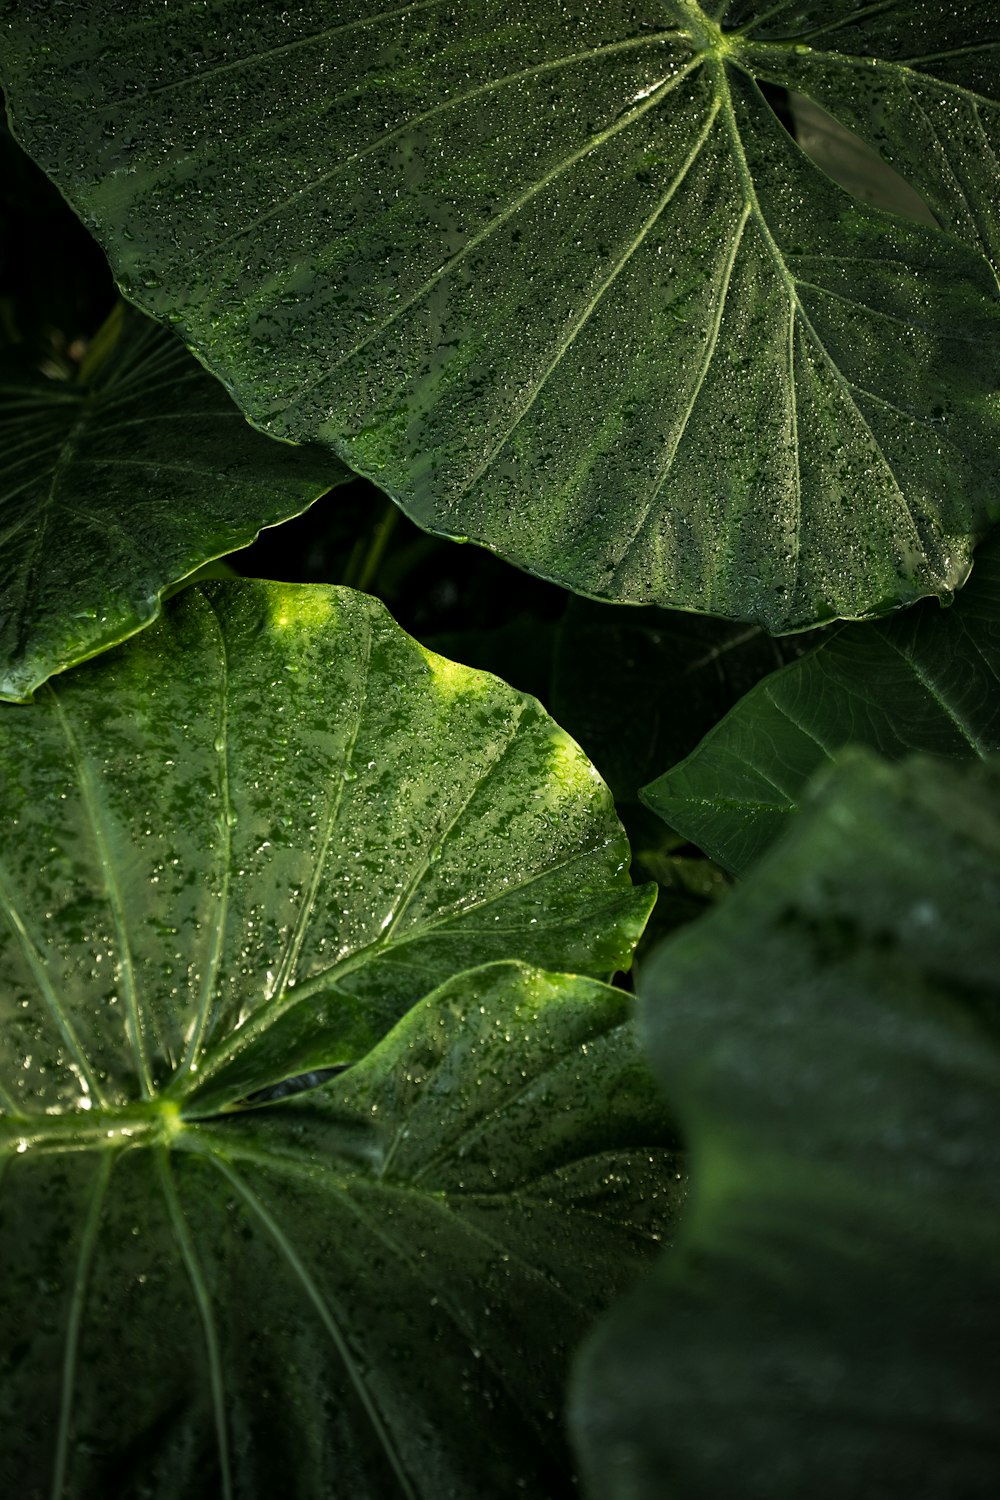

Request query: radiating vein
[
  {"left": 453, "top": 94, "right": 723, "bottom": 506},
  {"left": 177, "top": 592, "right": 234, "bottom": 1080},
  {"left": 736, "top": 0, "right": 808, "bottom": 36},
  {"left": 157, "top": 1148, "right": 232, "bottom": 1500},
  {"left": 880, "top": 636, "right": 988, "bottom": 753},
  {"left": 120, "top": 0, "right": 448, "bottom": 103},
  {"left": 201, "top": 30, "right": 681, "bottom": 269},
  {"left": 51, "top": 1152, "right": 113, "bottom": 1500},
  {"left": 193, "top": 1130, "right": 588, "bottom": 1312},
  {"left": 611, "top": 197, "right": 749, "bottom": 581},
  {"left": 403, "top": 1017, "right": 626, "bottom": 1186},
  {"left": 212, "top": 1157, "right": 418, "bottom": 1500},
  {"left": 379, "top": 703, "right": 527, "bottom": 941},
  {"left": 0, "top": 1078, "right": 23, "bottom": 1117},
  {"left": 761, "top": 685, "right": 837, "bottom": 756},
  {"left": 715, "top": 61, "right": 927, "bottom": 563},
  {"left": 48, "top": 689, "right": 154, "bottom": 1098},
  {"left": 269, "top": 607, "right": 373, "bottom": 1003},
  {"left": 285, "top": 57, "right": 702, "bottom": 407},
  {"left": 188, "top": 836, "right": 620, "bottom": 1089},
  {"left": 767, "top": 0, "right": 902, "bottom": 47},
  {"left": 0, "top": 858, "right": 106, "bottom": 1107}
]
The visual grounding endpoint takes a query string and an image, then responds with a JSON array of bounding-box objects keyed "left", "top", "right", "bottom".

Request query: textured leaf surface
[
  {"left": 0, "top": 960, "right": 683, "bottom": 1499},
  {"left": 571, "top": 753, "right": 1000, "bottom": 1500},
  {"left": 0, "top": 305, "right": 346, "bottom": 701},
  {"left": 3, "top": 3, "right": 999, "bottom": 627},
  {"left": 0, "top": 578, "right": 651, "bottom": 1115},
  {"left": 643, "top": 530, "right": 1000, "bottom": 871}
]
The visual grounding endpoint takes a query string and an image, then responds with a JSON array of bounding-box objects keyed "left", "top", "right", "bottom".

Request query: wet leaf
[
  {"left": 571, "top": 752, "right": 1000, "bottom": 1499},
  {"left": 0, "top": 304, "right": 346, "bottom": 701},
  {"left": 643, "top": 528, "right": 1000, "bottom": 871},
  {"left": 0, "top": 960, "right": 683, "bottom": 1499},
  {"left": 0, "top": 578, "right": 653, "bottom": 1115},
  {"left": 2, "top": 3, "right": 998, "bottom": 627}
]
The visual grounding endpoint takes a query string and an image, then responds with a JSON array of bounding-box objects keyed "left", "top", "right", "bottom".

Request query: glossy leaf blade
[
  {"left": 0, "top": 305, "right": 346, "bottom": 702},
  {"left": 0, "top": 578, "right": 652, "bottom": 1114},
  {"left": 643, "top": 530, "right": 1000, "bottom": 871},
  {"left": 2, "top": 3, "right": 999, "bottom": 627},
  {"left": 571, "top": 753, "right": 1000, "bottom": 1499},
  {"left": 740, "top": 2, "right": 1000, "bottom": 274},
  {"left": 0, "top": 961, "right": 684, "bottom": 1498}
]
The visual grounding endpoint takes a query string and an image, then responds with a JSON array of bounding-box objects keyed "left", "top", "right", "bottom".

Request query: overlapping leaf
[
  {"left": 643, "top": 529, "right": 1000, "bottom": 871},
  {"left": 0, "top": 579, "right": 652, "bottom": 1115},
  {"left": 551, "top": 598, "right": 813, "bottom": 804},
  {"left": 0, "top": 960, "right": 683, "bottom": 1499},
  {"left": 571, "top": 753, "right": 1000, "bottom": 1499},
  {"left": 3, "top": 2, "right": 998, "bottom": 626},
  {"left": 0, "top": 304, "right": 345, "bottom": 702}
]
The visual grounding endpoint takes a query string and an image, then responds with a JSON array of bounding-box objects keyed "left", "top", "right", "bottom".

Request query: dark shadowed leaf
[
  {"left": 643, "top": 530, "right": 1000, "bottom": 871},
  {"left": 2, "top": 3, "right": 999, "bottom": 627},
  {"left": 0, "top": 578, "right": 653, "bottom": 1117},
  {"left": 0, "top": 960, "right": 683, "bottom": 1499},
  {"left": 0, "top": 304, "right": 346, "bottom": 702},
  {"left": 571, "top": 752, "right": 1000, "bottom": 1500},
  {"left": 551, "top": 598, "right": 815, "bottom": 804}
]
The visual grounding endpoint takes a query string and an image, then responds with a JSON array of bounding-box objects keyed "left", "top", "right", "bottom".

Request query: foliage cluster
[{"left": 0, "top": 4, "right": 998, "bottom": 1497}]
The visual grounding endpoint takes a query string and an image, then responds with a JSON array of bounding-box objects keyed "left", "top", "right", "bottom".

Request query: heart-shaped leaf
[
  {"left": 643, "top": 529, "right": 1000, "bottom": 871},
  {"left": 0, "top": 578, "right": 652, "bottom": 1117},
  {"left": 1, "top": 958, "right": 683, "bottom": 1498},
  {"left": 571, "top": 752, "right": 1000, "bottom": 1499},
  {"left": 2, "top": 3, "right": 998, "bottom": 628},
  {"left": 0, "top": 303, "right": 346, "bottom": 702}
]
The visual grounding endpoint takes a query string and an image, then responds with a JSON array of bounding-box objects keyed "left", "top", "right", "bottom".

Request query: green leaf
[
  {"left": 0, "top": 959, "right": 684, "bottom": 1498},
  {"left": 0, "top": 304, "right": 346, "bottom": 703},
  {"left": 3, "top": 3, "right": 998, "bottom": 628},
  {"left": 571, "top": 752, "right": 1000, "bottom": 1500},
  {"left": 742, "top": 2, "right": 1000, "bottom": 272},
  {"left": 551, "top": 597, "right": 815, "bottom": 804},
  {"left": 0, "top": 578, "right": 652, "bottom": 1115},
  {"left": 643, "top": 529, "right": 1000, "bottom": 872}
]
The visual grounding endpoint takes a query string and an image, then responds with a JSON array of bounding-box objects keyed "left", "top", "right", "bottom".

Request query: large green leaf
[
  {"left": 571, "top": 752, "right": 1000, "bottom": 1499},
  {"left": 643, "top": 528, "right": 1000, "bottom": 872},
  {"left": 3, "top": 4, "right": 999, "bottom": 628},
  {"left": 0, "top": 958, "right": 683, "bottom": 1498},
  {"left": 0, "top": 578, "right": 652, "bottom": 1114},
  {"left": 0, "top": 304, "right": 346, "bottom": 703}
]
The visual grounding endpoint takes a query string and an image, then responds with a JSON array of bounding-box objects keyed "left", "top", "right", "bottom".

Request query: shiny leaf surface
[
  {"left": 0, "top": 305, "right": 345, "bottom": 701},
  {"left": 0, "top": 960, "right": 683, "bottom": 1498},
  {"left": 643, "top": 529, "right": 1000, "bottom": 871},
  {"left": 0, "top": 578, "right": 652, "bottom": 1117},
  {"left": 571, "top": 753, "right": 1000, "bottom": 1499},
  {"left": 2, "top": 3, "right": 999, "bottom": 626}
]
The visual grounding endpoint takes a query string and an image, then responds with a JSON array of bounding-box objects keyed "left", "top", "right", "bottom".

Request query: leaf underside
[
  {"left": 643, "top": 528, "right": 1000, "bottom": 871},
  {"left": 2, "top": 2, "right": 998, "bottom": 628},
  {"left": 571, "top": 752, "right": 1000, "bottom": 1499},
  {"left": 0, "top": 305, "right": 346, "bottom": 703}
]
